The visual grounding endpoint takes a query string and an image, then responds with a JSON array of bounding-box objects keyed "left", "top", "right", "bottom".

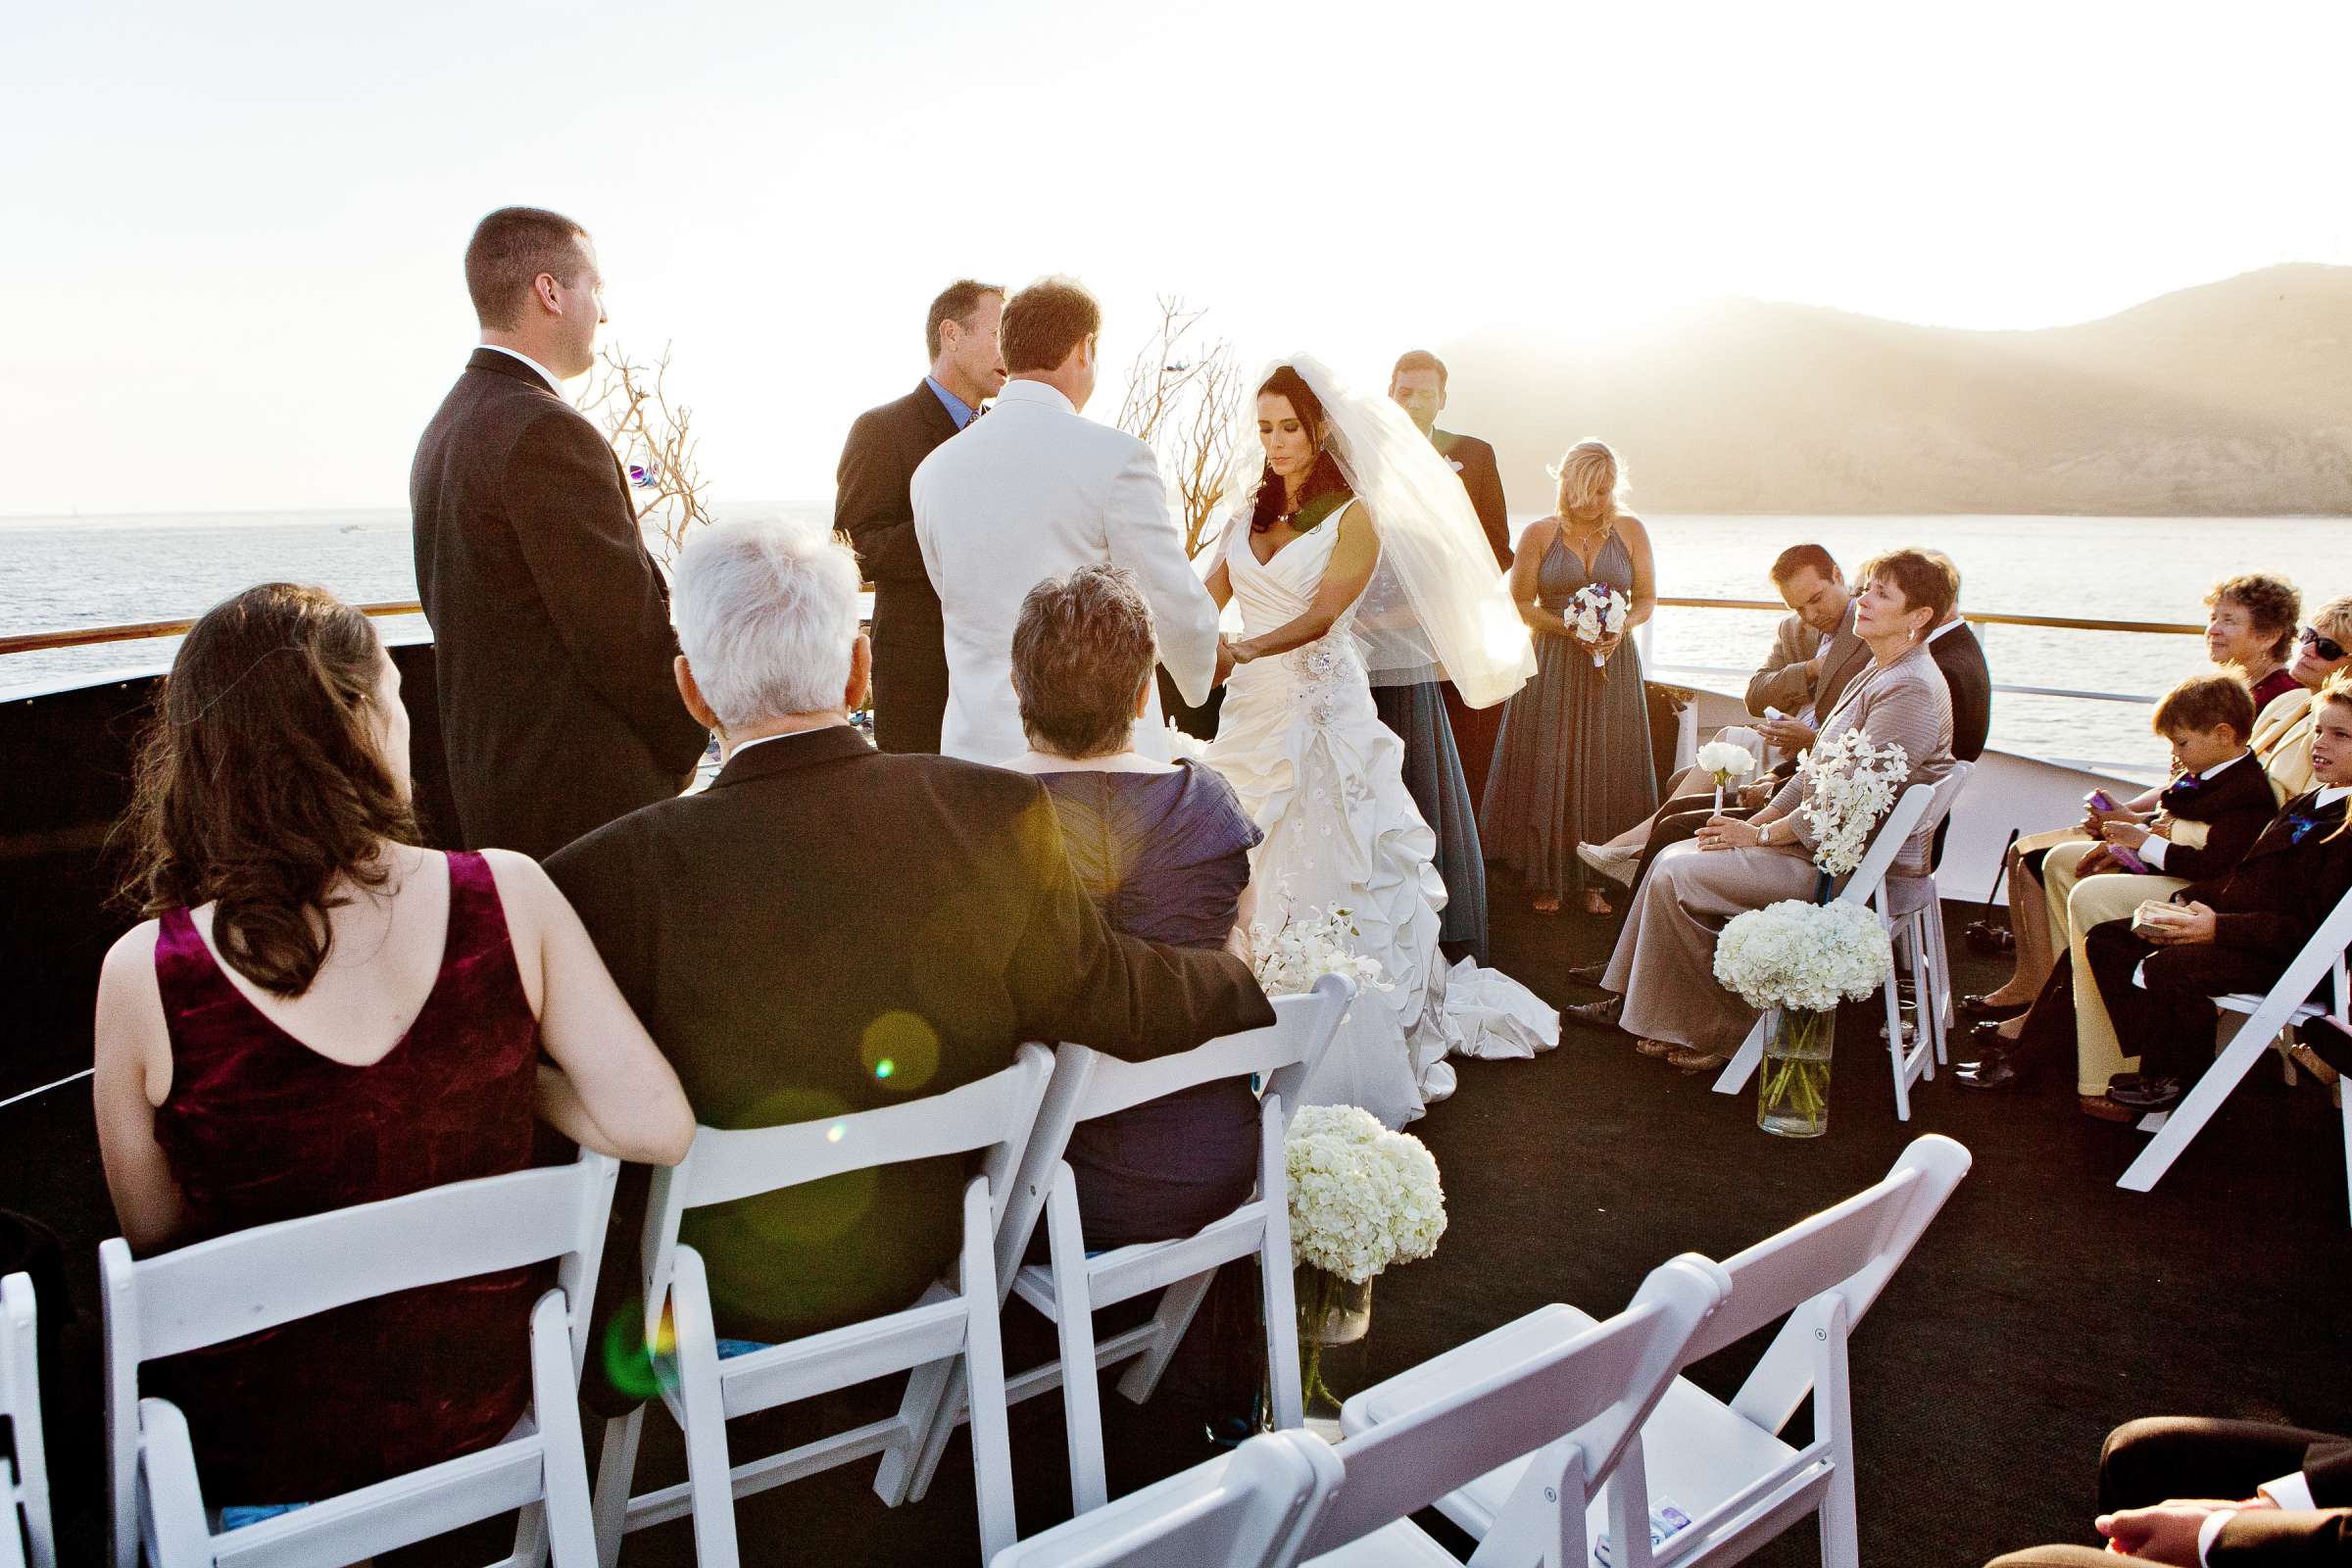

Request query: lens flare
[{"left": 860, "top": 1010, "right": 940, "bottom": 1091}]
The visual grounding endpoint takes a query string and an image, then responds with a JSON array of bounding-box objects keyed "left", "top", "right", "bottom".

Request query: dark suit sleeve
[
  {"left": 836, "top": 407, "right": 926, "bottom": 586},
  {"left": 1002, "top": 786, "right": 1275, "bottom": 1054},
  {"left": 503, "top": 410, "right": 707, "bottom": 772},
  {"left": 2160, "top": 788, "right": 2272, "bottom": 884},
  {"left": 2210, "top": 1507, "right": 2352, "bottom": 1565},
  {"left": 1935, "top": 631, "right": 1992, "bottom": 761},
  {"left": 1462, "top": 442, "right": 1511, "bottom": 567},
  {"left": 2307, "top": 1440, "right": 2352, "bottom": 1506}
]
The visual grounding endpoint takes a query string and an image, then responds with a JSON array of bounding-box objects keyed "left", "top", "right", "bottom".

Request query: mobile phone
[
  {"left": 1763, "top": 707, "right": 1788, "bottom": 722},
  {"left": 2107, "top": 845, "right": 2148, "bottom": 874},
  {"left": 2087, "top": 790, "right": 2116, "bottom": 812}
]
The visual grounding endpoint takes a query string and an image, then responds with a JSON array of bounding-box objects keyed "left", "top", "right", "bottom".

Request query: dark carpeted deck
[{"left": 9, "top": 876, "right": 2349, "bottom": 1566}]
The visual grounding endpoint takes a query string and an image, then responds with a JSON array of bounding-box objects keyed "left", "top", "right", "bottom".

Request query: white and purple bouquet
[{"left": 1565, "top": 583, "right": 1629, "bottom": 670}]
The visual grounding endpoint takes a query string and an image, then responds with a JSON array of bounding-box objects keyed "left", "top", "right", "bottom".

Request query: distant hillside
[{"left": 1437, "top": 265, "right": 2352, "bottom": 515}]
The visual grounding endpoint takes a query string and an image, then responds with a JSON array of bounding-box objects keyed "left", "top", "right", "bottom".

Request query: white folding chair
[
  {"left": 989, "top": 1429, "right": 1341, "bottom": 1568},
  {"left": 1285, "top": 1254, "right": 1729, "bottom": 1567},
  {"left": 3, "top": 1272, "right": 55, "bottom": 1568},
  {"left": 1406, "top": 1134, "right": 1971, "bottom": 1568},
  {"left": 1714, "top": 781, "right": 1938, "bottom": 1102},
  {"left": 2120, "top": 884, "right": 2352, "bottom": 1217},
  {"left": 590, "top": 1046, "right": 1053, "bottom": 1567},
  {"left": 101, "top": 1148, "right": 620, "bottom": 1568},
  {"left": 902, "top": 977, "right": 1352, "bottom": 1518},
  {"left": 1877, "top": 762, "right": 1974, "bottom": 1118}
]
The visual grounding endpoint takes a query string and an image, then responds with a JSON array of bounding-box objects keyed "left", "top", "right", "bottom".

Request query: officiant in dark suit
[
  {"left": 1391, "top": 350, "right": 1512, "bottom": 813},
  {"left": 411, "top": 206, "right": 707, "bottom": 858},
  {"left": 835, "top": 280, "right": 1006, "bottom": 753},
  {"left": 547, "top": 518, "right": 1273, "bottom": 1351}
]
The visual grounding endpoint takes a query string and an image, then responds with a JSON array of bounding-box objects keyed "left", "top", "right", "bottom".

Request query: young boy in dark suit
[{"left": 2085, "top": 674, "right": 2352, "bottom": 1112}]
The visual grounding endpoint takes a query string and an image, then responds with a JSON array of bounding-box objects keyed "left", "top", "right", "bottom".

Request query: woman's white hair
[{"left": 672, "top": 518, "right": 862, "bottom": 727}]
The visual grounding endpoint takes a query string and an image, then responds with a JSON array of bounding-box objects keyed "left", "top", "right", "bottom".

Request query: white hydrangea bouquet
[
  {"left": 1713, "top": 897, "right": 1893, "bottom": 1137},
  {"left": 1249, "top": 906, "right": 1392, "bottom": 999},
  {"left": 1694, "top": 738, "right": 1758, "bottom": 809},
  {"left": 1285, "top": 1102, "right": 1447, "bottom": 1416},
  {"left": 1564, "top": 583, "right": 1629, "bottom": 670},
  {"left": 1793, "top": 729, "right": 1912, "bottom": 892}
]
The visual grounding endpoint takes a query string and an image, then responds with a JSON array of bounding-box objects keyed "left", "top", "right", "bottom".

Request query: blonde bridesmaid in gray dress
[{"left": 1481, "top": 442, "right": 1658, "bottom": 916}]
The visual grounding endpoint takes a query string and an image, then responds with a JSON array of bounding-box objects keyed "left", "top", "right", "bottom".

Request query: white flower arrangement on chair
[
  {"left": 1564, "top": 583, "right": 1629, "bottom": 669},
  {"left": 1248, "top": 906, "right": 1393, "bottom": 999},
  {"left": 1792, "top": 729, "right": 1912, "bottom": 880}
]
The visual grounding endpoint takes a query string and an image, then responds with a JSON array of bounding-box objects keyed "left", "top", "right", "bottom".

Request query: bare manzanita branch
[
  {"left": 576, "top": 342, "right": 713, "bottom": 566},
  {"left": 1116, "top": 295, "right": 1242, "bottom": 560}
]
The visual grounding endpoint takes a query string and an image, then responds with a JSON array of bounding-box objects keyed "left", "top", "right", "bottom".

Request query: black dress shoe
[
  {"left": 1565, "top": 996, "right": 1625, "bottom": 1031},
  {"left": 1958, "top": 993, "right": 2030, "bottom": 1023},
  {"left": 1962, "top": 1020, "right": 2022, "bottom": 1054},
  {"left": 1954, "top": 1053, "right": 2019, "bottom": 1091},
  {"left": 1567, "top": 960, "right": 1610, "bottom": 985},
  {"left": 2106, "top": 1074, "right": 2183, "bottom": 1111}
]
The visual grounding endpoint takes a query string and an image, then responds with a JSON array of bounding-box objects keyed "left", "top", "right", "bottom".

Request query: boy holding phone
[{"left": 2082, "top": 674, "right": 2352, "bottom": 1113}]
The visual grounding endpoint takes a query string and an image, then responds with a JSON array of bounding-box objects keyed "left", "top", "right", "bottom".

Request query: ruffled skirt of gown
[{"left": 1206, "top": 635, "right": 1556, "bottom": 1128}]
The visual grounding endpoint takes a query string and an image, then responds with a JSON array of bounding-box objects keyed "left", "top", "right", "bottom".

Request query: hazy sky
[{"left": 7, "top": 0, "right": 2348, "bottom": 516}]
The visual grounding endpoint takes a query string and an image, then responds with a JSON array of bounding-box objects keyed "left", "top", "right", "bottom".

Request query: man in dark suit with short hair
[
  {"left": 547, "top": 517, "right": 1272, "bottom": 1348},
  {"left": 410, "top": 206, "right": 708, "bottom": 858},
  {"left": 836, "top": 280, "right": 1006, "bottom": 754}
]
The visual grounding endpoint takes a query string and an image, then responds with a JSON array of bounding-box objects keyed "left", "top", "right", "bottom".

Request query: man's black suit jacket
[
  {"left": 545, "top": 724, "right": 1275, "bottom": 1344},
  {"left": 1931, "top": 622, "right": 1992, "bottom": 762},
  {"left": 837, "top": 382, "right": 962, "bottom": 753},
  {"left": 1433, "top": 428, "right": 1510, "bottom": 567},
  {"left": 411, "top": 349, "right": 708, "bottom": 858}
]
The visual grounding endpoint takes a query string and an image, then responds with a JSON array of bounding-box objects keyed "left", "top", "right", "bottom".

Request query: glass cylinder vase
[
  {"left": 1757, "top": 1005, "right": 1835, "bottom": 1138},
  {"left": 1295, "top": 1265, "right": 1374, "bottom": 1436}
]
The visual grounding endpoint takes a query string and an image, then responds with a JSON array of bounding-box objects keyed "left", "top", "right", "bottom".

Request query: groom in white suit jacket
[{"left": 913, "top": 276, "right": 1225, "bottom": 763}]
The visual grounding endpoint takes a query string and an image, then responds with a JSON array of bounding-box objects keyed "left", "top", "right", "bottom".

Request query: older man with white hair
[{"left": 544, "top": 517, "right": 1273, "bottom": 1356}]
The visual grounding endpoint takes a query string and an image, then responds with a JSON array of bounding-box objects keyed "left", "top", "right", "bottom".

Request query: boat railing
[{"left": 4, "top": 594, "right": 2201, "bottom": 719}]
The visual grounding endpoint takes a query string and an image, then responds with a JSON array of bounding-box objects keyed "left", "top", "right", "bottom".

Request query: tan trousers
[
  {"left": 2038, "top": 838, "right": 2188, "bottom": 1094},
  {"left": 1605, "top": 839, "right": 1820, "bottom": 1054}
]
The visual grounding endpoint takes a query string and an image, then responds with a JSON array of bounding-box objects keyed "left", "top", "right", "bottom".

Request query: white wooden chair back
[
  {"left": 2121, "top": 882, "right": 2352, "bottom": 1210},
  {"left": 1715, "top": 781, "right": 1942, "bottom": 1100},
  {"left": 1694, "top": 1135, "right": 1970, "bottom": 1430},
  {"left": 988, "top": 1430, "right": 1342, "bottom": 1568},
  {"left": 101, "top": 1148, "right": 619, "bottom": 1568},
  {"left": 897, "top": 978, "right": 1353, "bottom": 1519},
  {"left": 635, "top": 1045, "right": 1054, "bottom": 1332},
  {"left": 596, "top": 1047, "right": 1054, "bottom": 1568},
  {"left": 1299, "top": 1257, "right": 1730, "bottom": 1563},
  {"left": 3, "top": 1273, "right": 54, "bottom": 1568},
  {"left": 997, "top": 975, "right": 1353, "bottom": 1285},
  {"left": 1836, "top": 782, "right": 1936, "bottom": 908}
]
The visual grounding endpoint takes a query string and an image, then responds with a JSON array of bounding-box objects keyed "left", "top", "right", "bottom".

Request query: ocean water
[{"left": 2, "top": 509, "right": 2337, "bottom": 780}]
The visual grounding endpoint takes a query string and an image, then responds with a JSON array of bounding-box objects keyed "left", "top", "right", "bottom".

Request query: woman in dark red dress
[{"left": 91, "top": 582, "right": 694, "bottom": 1510}]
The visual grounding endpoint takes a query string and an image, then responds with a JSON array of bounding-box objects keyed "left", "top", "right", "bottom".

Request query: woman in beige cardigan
[{"left": 1568, "top": 550, "right": 1957, "bottom": 1070}]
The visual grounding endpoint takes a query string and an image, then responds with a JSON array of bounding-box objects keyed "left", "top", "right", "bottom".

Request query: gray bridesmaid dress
[{"left": 1480, "top": 526, "right": 1658, "bottom": 900}]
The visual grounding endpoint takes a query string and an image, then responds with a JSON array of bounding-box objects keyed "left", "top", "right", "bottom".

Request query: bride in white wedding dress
[{"left": 1202, "top": 357, "right": 1557, "bottom": 1126}]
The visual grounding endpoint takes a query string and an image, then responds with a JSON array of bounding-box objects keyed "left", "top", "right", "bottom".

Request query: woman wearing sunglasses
[{"left": 2247, "top": 597, "right": 2352, "bottom": 798}]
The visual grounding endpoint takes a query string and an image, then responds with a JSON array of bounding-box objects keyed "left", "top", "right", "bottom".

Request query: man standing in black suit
[
  {"left": 1391, "top": 350, "right": 1512, "bottom": 815},
  {"left": 410, "top": 206, "right": 708, "bottom": 858},
  {"left": 836, "top": 280, "right": 1006, "bottom": 753},
  {"left": 546, "top": 518, "right": 1272, "bottom": 1346}
]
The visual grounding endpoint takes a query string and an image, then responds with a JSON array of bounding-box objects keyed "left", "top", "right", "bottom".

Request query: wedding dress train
[{"left": 1206, "top": 507, "right": 1557, "bottom": 1128}]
